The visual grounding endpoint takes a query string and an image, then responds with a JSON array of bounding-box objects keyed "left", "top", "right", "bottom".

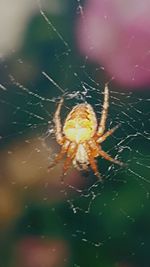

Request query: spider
[{"left": 48, "top": 84, "right": 124, "bottom": 179}]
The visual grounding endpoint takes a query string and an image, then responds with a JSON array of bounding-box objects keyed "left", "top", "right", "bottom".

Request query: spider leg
[
  {"left": 54, "top": 98, "right": 64, "bottom": 145},
  {"left": 85, "top": 143, "right": 101, "bottom": 179},
  {"left": 97, "top": 124, "right": 120, "bottom": 143},
  {"left": 89, "top": 156, "right": 101, "bottom": 179},
  {"left": 97, "top": 84, "right": 109, "bottom": 136},
  {"left": 48, "top": 139, "right": 70, "bottom": 170},
  {"left": 61, "top": 143, "right": 77, "bottom": 179},
  {"left": 98, "top": 149, "right": 124, "bottom": 166}
]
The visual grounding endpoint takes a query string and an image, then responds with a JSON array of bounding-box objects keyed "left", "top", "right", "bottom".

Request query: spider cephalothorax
[{"left": 49, "top": 85, "right": 124, "bottom": 179}]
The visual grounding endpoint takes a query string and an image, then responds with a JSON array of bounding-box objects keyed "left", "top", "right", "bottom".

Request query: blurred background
[{"left": 0, "top": 0, "right": 150, "bottom": 266}]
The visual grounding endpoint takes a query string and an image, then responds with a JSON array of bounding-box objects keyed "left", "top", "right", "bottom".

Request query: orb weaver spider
[{"left": 48, "top": 84, "right": 124, "bottom": 179}]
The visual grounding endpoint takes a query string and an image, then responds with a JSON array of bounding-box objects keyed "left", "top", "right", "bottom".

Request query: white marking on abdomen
[{"left": 75, "top": 144, "right": 89, "bottom": 165}]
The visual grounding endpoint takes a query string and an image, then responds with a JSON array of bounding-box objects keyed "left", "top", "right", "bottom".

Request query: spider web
[{"left": 0, "top": 1, "right": 150, "bottom": 266}]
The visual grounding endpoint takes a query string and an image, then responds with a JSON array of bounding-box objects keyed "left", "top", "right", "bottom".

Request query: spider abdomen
[{"left": 63, "top": 104, "right": 97, "bottom": 143}]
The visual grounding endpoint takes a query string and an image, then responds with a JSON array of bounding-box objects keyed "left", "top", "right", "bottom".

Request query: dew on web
[{"left": 0, "top": 1, "right": 149, "bottom": 266}]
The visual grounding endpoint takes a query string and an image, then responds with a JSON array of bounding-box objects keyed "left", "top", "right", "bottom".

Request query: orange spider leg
[
  {"left": 97, "top": 84, "right": 109, "bottom": 136},
  {"left": 48, "top": 139, "right": 70, "bottom": 170},
  {"left": 61, "top": 142, "right": 77, "bottom": 178},
  {"left": 85, "top": 143, "right": 101, "bottom": 179},
  {"left": 54, "top": 98, "right": 64, "bottom": 145},
  {"left": 97, "top": 124, "right": 120, "bottom": 143},
  {"left": 98, "top": 149, "right": 124, "bottom": 166}
]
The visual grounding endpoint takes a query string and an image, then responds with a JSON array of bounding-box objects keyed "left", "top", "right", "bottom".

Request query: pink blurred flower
[
  {"left": 76, "top": 0, "right": 150, "bottom": 88},
  {"left": 16, "top": 237, "right": 69, "bottom": 267}
]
